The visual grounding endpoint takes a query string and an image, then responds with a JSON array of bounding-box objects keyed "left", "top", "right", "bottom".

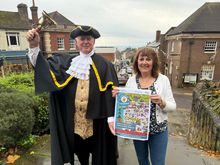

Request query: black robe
[{"left": 34, "top": 52, "right": 118, "bottom": 165}]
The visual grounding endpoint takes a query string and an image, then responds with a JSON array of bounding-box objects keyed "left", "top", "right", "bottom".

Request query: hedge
[
  {"left": 0, "top": 92, "right": 35, "bottom": 147},
  {"left": 0, "top": 73, "right": 49, "bottom": 136}
]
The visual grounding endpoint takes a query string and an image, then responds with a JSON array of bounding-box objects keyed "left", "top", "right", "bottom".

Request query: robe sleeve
[
  {"left": 103, "top": 62, "right": 119, "bottom": 117},
  {"left": 106, "top": 62, "right": 119, "bottom": 87},
  {"left": 34, "top": 52, "right": 73, "bottom": 94}
]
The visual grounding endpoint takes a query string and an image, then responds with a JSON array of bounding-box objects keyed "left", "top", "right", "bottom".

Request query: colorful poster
[{"left": 114, "top": 87, "right": 151, "bottom": 141}]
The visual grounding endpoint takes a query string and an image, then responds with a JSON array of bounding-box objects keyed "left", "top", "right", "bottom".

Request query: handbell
[{"left": 36, "top": 10, "right": 57, "bottom": 32}]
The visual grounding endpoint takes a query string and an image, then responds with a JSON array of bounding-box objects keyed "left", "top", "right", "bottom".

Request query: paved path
[{"left": 12, "top": 87, "right": 220, "bottom": 165}]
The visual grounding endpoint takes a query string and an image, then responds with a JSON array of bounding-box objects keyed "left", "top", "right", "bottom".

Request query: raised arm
[
  {"left": 26, "top": 29, "right": 40, "bottom": 66},
  {"left": 26, "top": 29, "right": 73, "bottom": 94}
]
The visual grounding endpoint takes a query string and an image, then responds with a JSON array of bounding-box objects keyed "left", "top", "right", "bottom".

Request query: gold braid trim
[
  {"left": 71, "top": 25, "right": 93, "bottom": 33},
  {"left": 49, "top": 70, "right": 74, "bottom": 88},
  {"left": 91, "top": 62, "right": 114, "bottom": 92},
  {"left": 49, "top": 63, "right": 115, "bottom": 91}
]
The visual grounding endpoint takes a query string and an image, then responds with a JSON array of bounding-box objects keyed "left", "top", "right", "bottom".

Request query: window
[
  {"left": 171, "top": 41, "right": 174, "bottom": 52},
  {"left": 204, "top": 41, "right": 217, "bottom": 53},
  {"left": 57, "top": 38, "right": 64, "bottom": 50},
  {"left": 201, "top": 65, "right": 215, "bottom": 80},
  {"left": 69, "top": 38, "right": 75, "bottom": 49},
  {"left": 184, "top": 73, "right": 197, "bottom": 84},
  {"left": 6, "top": 32, "right": 20, "bottom": 46}
]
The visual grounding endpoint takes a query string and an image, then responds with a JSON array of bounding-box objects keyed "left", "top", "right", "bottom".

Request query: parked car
[
  {"left": 120, "top": 68, "right": 127, "bottom": 74},
  {"left": 126, "top": 67, "right": 133, "bottom": 74},
  {"left": 118, "top": 74, "right": 129, "bottom": 85}
]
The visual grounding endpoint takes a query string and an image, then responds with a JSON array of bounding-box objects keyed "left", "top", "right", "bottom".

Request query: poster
[{"left": 114, "top": 87, "right": 151, "bottom": 141}]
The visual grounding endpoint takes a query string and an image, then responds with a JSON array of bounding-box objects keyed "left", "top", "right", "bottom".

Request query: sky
[{"left": 0, "top": 0, "right": 218, "bottom": 49}]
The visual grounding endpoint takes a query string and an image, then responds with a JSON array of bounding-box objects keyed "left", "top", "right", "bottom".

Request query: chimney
[
  {"left": 17, "top": 3, "right": 28, "bottom": 21},
  {"left": 156, "top": 30, "right": 161, "bottom": 42},
  {"left": 30, "top": 0, "right": 38, "bottom": 26}
]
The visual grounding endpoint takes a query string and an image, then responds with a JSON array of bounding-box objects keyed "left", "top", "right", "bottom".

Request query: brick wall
[
  {"left": 50, "top": 32, "right": 71, "bottom": 51},
  {"left": 167, "top": 38, "right": 220, "bottom": 87}
]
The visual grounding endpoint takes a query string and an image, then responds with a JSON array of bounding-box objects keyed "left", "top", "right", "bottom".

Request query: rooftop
[
  {"left": 167, "top": 2, "right": 220, "bottom": 36},
  {"left": 0, "top": 11, "right": 30, "bottom": 30}
]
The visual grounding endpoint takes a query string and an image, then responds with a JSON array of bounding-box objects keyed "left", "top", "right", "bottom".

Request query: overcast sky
[{"left": 0, "top": 0, "right": 218, "bottom": 49}]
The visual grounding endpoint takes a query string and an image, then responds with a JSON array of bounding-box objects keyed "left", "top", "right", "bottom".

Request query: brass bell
[{"left": 36, "top": 10, "right": 57, "bottom": 32}]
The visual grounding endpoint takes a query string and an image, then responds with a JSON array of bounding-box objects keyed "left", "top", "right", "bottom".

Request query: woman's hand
[
  {"left": 108, "top": 122, "right": 115, "bottom": 135},
  {"left": 112, "top": 87, "right": 119, "bottom": 98},
  {"left": 150, "top": 94, "right": 166, "bottom": 109}
]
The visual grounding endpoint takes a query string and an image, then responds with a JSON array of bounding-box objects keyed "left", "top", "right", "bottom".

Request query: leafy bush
[
  {"left": 0, "top": 73, "right": 49, "bottom": 136},
  {"left": 0, "top": 72, "right": 34, "bottom": 94},
  {"left": 32, "top": 95, "right": 49, "bottom": 135},
  {"left": 17, "top": 134, "right": 38, "bottom": 149},
  {"left": 0, "top": 84, "right": 15, "bottom": 93},
  {"left": 0, "top": 92, "right": 35, "bottom": 147}
]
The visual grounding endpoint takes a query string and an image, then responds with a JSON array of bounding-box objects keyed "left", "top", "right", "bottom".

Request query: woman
[{"left": 112, "top": 47, "right": 176, "bottom": 165}]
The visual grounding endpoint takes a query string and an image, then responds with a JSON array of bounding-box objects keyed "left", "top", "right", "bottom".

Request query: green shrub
[
  {"left": 0, "top": 72, "right": 34, "bottom": 94},
  {"left": 32, "top": 94, "right": 49, "bottom": 135},
  {"left": 0, "top": 73, "right": 49, "bottom": 136},
  {"left": 18, "top": 134, "right": 38, "bottom": 149},
  {"left": 0, "top": 72, "right": 33, "bottom": 86},
  {"left": 0, "top": 84, "right": 15, "bottom": 93},
  {"left": 0, "top": 92, "right": 35, "bottom": 147}
]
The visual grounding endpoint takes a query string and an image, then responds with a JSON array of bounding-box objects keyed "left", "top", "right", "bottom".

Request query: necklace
[{"left": 139, "top": 77, "right": 155, "bottom": 88}]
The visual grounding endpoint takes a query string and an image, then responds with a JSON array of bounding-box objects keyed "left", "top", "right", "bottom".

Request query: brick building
[
  {"left": 0, "top": 1, "right": 117, "bottom": 64},
  {"left": 164, "top": 2, "right": 220, "bottom": 88},
  {"left": 39, "top": 11, "right": 77, "bottom": 56},
  {"left": 147, "top": 30, "right": 167, "bottom": 74}
]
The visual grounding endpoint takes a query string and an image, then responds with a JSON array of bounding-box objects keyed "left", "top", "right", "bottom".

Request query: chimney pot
[
  {"left": 156, "top": 30, "right": 161, "bottom": 42},
  {"left": 30, "top": 6, "right": 38, "bottom": 26},
  {"left": 17, "top": 3, "right": 28, "bottom": 21}
]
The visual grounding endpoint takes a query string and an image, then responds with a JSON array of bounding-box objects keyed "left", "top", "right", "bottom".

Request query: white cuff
[
  {"left": 107, "top": 117, "right": 114, "bottom": 123},
  {"left": 28, "top": 47, "right": 40, "bottom": 66}
]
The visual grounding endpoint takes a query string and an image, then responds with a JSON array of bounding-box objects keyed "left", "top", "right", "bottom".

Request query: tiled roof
[
  {"left": 147, "top": 41, "right": 160, "bottom": 48},
  {"left": 48, "top": 11, "right": 75, "bottom": 26},
  {"left": 0, "top": 11, "right": 30, "bottom": 30},
  {"left": 167, "top": 2, "right": 220, "bottom": 36}
]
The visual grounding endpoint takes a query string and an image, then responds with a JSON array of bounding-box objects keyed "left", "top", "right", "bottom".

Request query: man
[{"left": 26, "top": 25, "right": 118, "bottom": 165}]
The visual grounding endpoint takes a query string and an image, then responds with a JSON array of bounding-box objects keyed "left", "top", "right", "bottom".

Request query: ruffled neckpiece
[{"left": 66, "top": 50, "right": 94, "bottom": 80}]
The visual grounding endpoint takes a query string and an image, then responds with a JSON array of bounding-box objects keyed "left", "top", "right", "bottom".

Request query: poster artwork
[{"left": 114, "top": 88, "right": 151, "bottom": 141}]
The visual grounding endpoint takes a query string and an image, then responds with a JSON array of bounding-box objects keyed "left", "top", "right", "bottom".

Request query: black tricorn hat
[{"left": 70, "top": 25, "right": 100, "bottom": 39}]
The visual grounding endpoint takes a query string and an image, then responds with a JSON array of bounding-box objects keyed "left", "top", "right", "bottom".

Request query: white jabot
[{"left": 66, "top": 50, "right": 94, "bottom": 80}]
